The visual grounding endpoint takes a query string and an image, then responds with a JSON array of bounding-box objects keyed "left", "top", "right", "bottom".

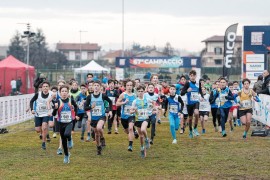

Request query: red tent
[{"left": 0, "top": 55, "right": 35, "bottom": 96}]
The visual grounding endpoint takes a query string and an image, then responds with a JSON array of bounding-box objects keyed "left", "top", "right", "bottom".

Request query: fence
[
  {"left": 0, "top": 94, "right": 34, "bottom": 128},
  {"left": 253, "top": 94, "right": 270, "bottom": 126}
]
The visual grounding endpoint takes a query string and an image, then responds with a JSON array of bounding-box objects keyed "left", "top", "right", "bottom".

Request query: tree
[
  {"left": 7, "top": 31, "right": 26, "bottom": 61},
  {"left": 47, "top": 51, "right": 68, "bottom": 68},
  {"left": 163, "top": 42, "right": 174, "bottom": 56}
]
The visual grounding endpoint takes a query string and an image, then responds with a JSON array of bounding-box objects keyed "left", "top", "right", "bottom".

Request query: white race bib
[
  {"left": 199, "top": 101, "right": 210, "bottom": 111},
  {"left": 92, "top": 106, "right": 102, "bottom": 116},
  {"left": 241, "top": 100, "right": 252, "bottom": 109},
  {"left": 137, "top": 109, "right": 148, "bottom": 119},
  {"left": 191, "top": 92, "right": 199, "bottom": 101},
  {"left": 124, "top": 105, "right": 131, "bottom": 115},
  {"left": 169, "top": 105, "right": 178, "bottom": 113},
  {"left": 60, "top": 111, "right": 72, "bottom": 123}
]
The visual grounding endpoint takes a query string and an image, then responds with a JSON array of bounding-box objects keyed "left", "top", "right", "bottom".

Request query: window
[
  {"left": 214, "top": 59, "right": 222, "bottom": 65},
  {"left": 214, "top": 47, "right": 222, "bottom": 55}
]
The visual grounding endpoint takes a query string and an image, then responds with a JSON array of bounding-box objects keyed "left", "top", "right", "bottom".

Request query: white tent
[{"left": 74, "top": 60, "right": 109, "bottom": 73}]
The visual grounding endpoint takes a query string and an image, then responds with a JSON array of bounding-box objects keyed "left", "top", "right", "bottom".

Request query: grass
[{"left": 0, "top": 118, "right": 270, "bottom": 180}]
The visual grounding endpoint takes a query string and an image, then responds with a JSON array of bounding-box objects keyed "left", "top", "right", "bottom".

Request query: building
[
  {"left": 56, "top": 43, "right": 101, "bottom": 61},
  {"left": 201, "top": 35, "right": 242, "bottom": 67}
]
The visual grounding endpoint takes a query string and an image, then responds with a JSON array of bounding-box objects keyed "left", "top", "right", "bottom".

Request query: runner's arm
[
  {"left": 180, "top": 82, "right": 190, "bottom": 96},
  {"left": 84, "top": 95, "right": 92, "bottom": 111},
  {"left": 30, "top": 93, "right": 39, "bottom": 110},
  {"left": 178, "top": 96, "right": 184, "bottom": 112},
  {"left": 103, "top": 94, "right": 112, "bottom": 111}
]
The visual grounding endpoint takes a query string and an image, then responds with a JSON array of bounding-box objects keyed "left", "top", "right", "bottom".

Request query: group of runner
[{"left": 29, "top": 70, "right": 261, "bottom": 163}]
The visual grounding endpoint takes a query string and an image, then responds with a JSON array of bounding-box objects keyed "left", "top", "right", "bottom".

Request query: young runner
[
  {"left": 130, "top": 85, "right": 152, "bottom": 158},
  {"left": 199, "top": 87, "right": 210, "bottom": 134},
  {"left": 84, "top": 80, "right": 112, "bottom": 155},
  {"left": 181, "top": 70, "right": 202, "bottom": 138},
  {"left": 144, "top": 83, "right": 160, "bottom": 145},
  {"left": 227, "top": 82, "right": 239, "bottom": 132},
  {"left": 166, "top": 85, "right": 184, "bottom": 144},
  {"left": 69, "top": 81, "right": 81, "bottom": 133},
  {"left": 150, "top": 75, "right": 162, "bottom": 124},
  {"left": 209, "top": 80, "right": 221, "bottom": 132},
  {"left": 116, "top": 79, "right": 137, "bottom": 151},
  {"left": 52, "top": 85, "right": 79, "bottom": 163},
  {"left": 237, "top": 78, "right": 260, "bottom": 139},
  {"left": 30, "top": 81, "right": 53, "bottom": 150}
]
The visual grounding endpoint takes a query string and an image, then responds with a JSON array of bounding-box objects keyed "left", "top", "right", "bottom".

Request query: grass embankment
[{"left": 0, "top": 119, "right": 270, "bottom": 179}]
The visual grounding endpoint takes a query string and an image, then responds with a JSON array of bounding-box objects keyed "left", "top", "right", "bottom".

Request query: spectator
[
  {"left": 159, "top": 74, "right": 164, "bottom": 81},
  {"left": 258, "top": 70, "right": 270, "bottom": 95},
  {"left": 253, "top": 75, "right": 263, "bottom": 93},
  {"left": 10, "top": 78, "right": 16, "bottom": 95},
  {"left": 86, "top": 73, "right": 93, "bottom": 84},
  {"left": 34, "top": 73, "right": 46, "bottom": 93},
  {"left": 16, "top": 77, "right": 22, "bottom": 93}
]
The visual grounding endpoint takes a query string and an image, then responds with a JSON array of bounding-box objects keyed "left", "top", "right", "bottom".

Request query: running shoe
[
  {"left": 57, "top": 148, "right": 63, "bottom": 155},
  {"left": 68, "top": 137, "right": 73, "bottom": 149},
  {"left": 233, "top": 120, "right": 237, "bottom": 127},
  {"left": 243, "top": 131, "right": 247, "bottom": 139},
  {"left": 80, "top": 136, "right": 84, "bottom": 142},
  {"left": 149, "top": 139, "right": 153, "bottom": 145},
  {"left": 222, "top": 130, "right": 227, "bottom": 137},
  {"left": 63, "top": 152, "right": 70, "bottom": 164},
  {"left": 128, "top": 145, "right": 133, "bottom": 152},
  {"left": 134, "top": 131, "right": 139, "bottom": 139},
  {"left": 193, "top": 128, "right": 200, "bottom": 136},
  {"left": 157, "top": 119, "right": 161, "bottom": 124},
  {"left": 202, "top": 129, "right": 206, "bottom": 134},
  {"left": 140, "top": 146, "right": 146, "bottom": 158},
  {"left": 189, "top": 131, "right": 193, "bottom": 138},
  {"left": 53, "top": 133, "right": 57, "bottom": 138},
  {"left": 172, "top": 139, "right": 177, "bottom": 144},
  {"left": 101, "top": 138, "right": 106, "bottom": 148},
  {"left": 215, "top": 126, "right": 218, "bottom": 132},
  {"left": 180, "top": 129, "right": 184, "bottom": 134},
  {"left": 41, "top": 142, "right": 46, "bottom": 150},
  {"left": 218, "top": 126, "right": 222, "bottom": 132},
  {"left": 86, "top": 135, "right": 91, "bottom": 142},
  {"left": 97, "top": 146, "right": 102, "bottom": 155},
  {"left": 145, "top": 138, "right": 150, "bottom": 149},
  {"left": 114, "top": 129, "right": 119, "bottom": 134},
  {"left": 230, "top": 127, "right": 234, "bottom": 132},
  {"left": 107, "top": 129, "right": 112, "bottom": 134},
  {"left": 46, "top": 136, "right": 51, "bottom": 143}
]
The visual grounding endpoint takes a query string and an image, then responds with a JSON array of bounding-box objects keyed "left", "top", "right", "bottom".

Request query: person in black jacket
[{"left": 258, "top": 70, "right": 270, "bottom": 95}]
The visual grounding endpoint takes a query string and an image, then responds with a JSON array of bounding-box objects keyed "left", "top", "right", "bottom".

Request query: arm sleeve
[
  {"left": 30, "top": 93, "right": 39, "bottom": 110},
  {"left": 84, "top": 95, "right": 92, "bottom": 111},
  {"left": 226, "top": 90, "right": 234, "bottom": 100},
  {"left": 180, "top": 82, "right": 190, "bottom": 96},
  {"left": 71, "top": 97, "right": 78, "bottom": 116},
  {"left": 52, "top": 99, "right": 60, "bottom": 116},
  {"left": 178, "top": 96, "right": 184, "bottom": 112},
  {"left": 103, "top": 94, "right": 112, "bottom": 111}
]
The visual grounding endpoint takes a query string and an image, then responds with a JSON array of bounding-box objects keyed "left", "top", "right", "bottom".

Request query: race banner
[{"left": 223, "top": 23, "right": 238, "bottom": 78}]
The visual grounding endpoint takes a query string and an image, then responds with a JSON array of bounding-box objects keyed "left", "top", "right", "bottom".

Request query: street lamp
[
  {"left": 79, "top": 30, "right": 88, "bottom": 68},
  {"left": 122, "top": 0, "right": 125, "bottom": 57},
  {"left": 21, "top": 23, "right": 35, "bottom": 93}
]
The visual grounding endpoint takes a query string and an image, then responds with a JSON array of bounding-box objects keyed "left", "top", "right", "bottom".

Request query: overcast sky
[{"left": 0, "top": 0, "right": 269, "bottom": 52}]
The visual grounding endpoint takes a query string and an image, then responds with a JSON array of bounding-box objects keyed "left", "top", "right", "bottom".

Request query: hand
[
  {"left": 75, "top": 116, "right": 80, "bottom": 120},
  {"left": 31, "top": 110, "right": 35, "bottom": 114},
  {"left": 54, "top": 103, "right": 58, "bottom": 109},
  {"left": 26, "top": 108, "right": 30, "bottom": 113},
  {"left": 187, "top": 88, "right": 192, "bottom": 92},
  {"left": 91, "top": 102, "right": 96, "bottom": 108},
  {"left": 108, "top": 111, "right": 112, "bottom": 118},
  {"left": 48, "top": 112, "right": 52, "bottom": 116},
  {"left": 124, "top": 99, "right": 129, "bottom": 104}
]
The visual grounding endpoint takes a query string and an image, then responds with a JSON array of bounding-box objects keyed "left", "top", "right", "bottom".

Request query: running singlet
[
  {"left": 180, "top": 94, "right": 188, "bottom": 115},
  {"left": 187, "top": 82, "right": 199, "bottom": 105},
  {"left": 121, "top": 92, "right": 136, "bottom": 119},
  {"left": 76, "top": 93, "right": 86, "bottom": 114},
  {"left": 167, "top": 95, "right": 181, "bottom": 116},
  {"left": 199, "top": 94, "right": 210, "bottom": 112},
  {"left": 218, "top": 87, "right": 232, "bottom": 108},
  {"left": 134, "top": 98, "right": 149, "bottom": 121},
  {"left": 106, "top": 89, "right": 117, "bottom": 110},
  {"left": 144, "top": 93, "right": 159, "bottom": 116},
  {"left": 35, "top": 91, "right": 53, "bottom": 117},
  {"left": 90, "top": 94, "right": 105, "bottom": 120},
  {"left": 239, "top": 90, "right": 253, "bottom": 110},
  {"left": 210, "top": 89, "right": 219, "bottom": 108},
  {"left": 58, "top": 99, "right": 75, "bottom": 123}
]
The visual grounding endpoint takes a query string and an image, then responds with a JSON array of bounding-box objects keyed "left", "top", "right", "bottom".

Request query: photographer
[{"left": 34, "top": 73, "right": 46, "bottom": 93}]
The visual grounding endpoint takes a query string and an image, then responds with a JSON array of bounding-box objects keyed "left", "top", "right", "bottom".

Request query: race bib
[
  {"left": 241, "top": 100, "right": 252, "bottom": 109},
  {"left": 78, "top": 101, "right": 84, "bottom": 110},
  {"left": 109, "top": 97, "right": 116, "bottom": 105},
  {"left": 199, "top": 101, "right": 210, "bottom": 111},
  {"left": 220, "top": 94, "right": 227, "bottom": 106},
  {"left": 124, "top": 105, "right": 131, "bottom": 115},
  {"left": 60, "top": 111, "right": 72, "bottom": 122},
  {"left": 190, "top": 92, "right": 199, "bottom": 101},
  {"left": 92, "top": 106, "right": 102, "bottom": 116},
  {"left": 137, "top": 109, "right": 148, "bottom": 120},
  {"left": 169, "top": 105, "right": 178, "bottom": 113},
  {"left": 38, "top": 105, "right": 47, "bottom": 112}
]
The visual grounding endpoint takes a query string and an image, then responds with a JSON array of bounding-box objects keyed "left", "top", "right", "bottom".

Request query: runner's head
[
  {"left": 88, "top": 80, "right": 94, "bottom": 92},
  {"left": 80, "top": 84, "right": 87, "bottom": 94},
  {"left": 123, "top": 79, "right": 134, "bottom": 92},
  {"left": 228, "top": 82, "right": 233, "bottom": 91},
  {"left": 169, "top": 85, "right": 176, "bottom": 95},
  {"left": 71, "top": 81, "right": 79, "bottom": 90},
  {"left": 179, "top": 75, "right": 186, "bottom": 84},
  {"left": 108, "top": 79, "right": 115, "bottom": 90},
  {"left": 233, "top": 81, "right": 239, "bottom": 89},
  {"left": 51, "top": 86, "right": 58, "bottom": 93},
  {"left": 136, "top": 85, "right": 145, "bottom": 98},
  {"left": 93, "top": 80, "right": 102, "bottom": 93},
  {"left": 189, "top": 70, "right": 197, "bottom": 82},
  {"left": 147, "top": 83, "right": 155, "bottom": 93},
  {"left": 219, "top": 77, "right": 227, "bottom": 88},
  {"left": 134, "top": 78, "right": 140, "bottom": 88},
  {"left": 201, "top": 86, "right": 207, "bottom": 94},
  {"left": 59, "top": 85, "right": 69, "bottom": 99},
  {"left": 41, "top": 81, "right": 50, "bottom": 93},
  {"left": 242, "top": 78, "right": 251, "bottom": 89},
  {"left": 150, "top": 74, "right": 159, "bottom": 84}
]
